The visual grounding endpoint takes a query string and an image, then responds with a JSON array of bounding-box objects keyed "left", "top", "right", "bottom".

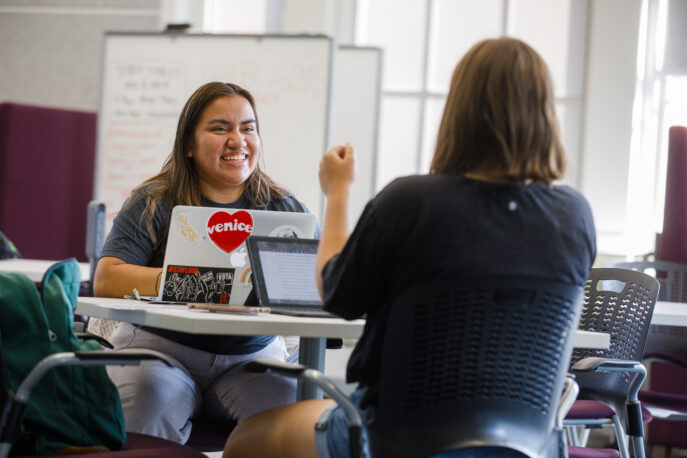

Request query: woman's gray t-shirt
[{"left": 100, "top": 192, "right": 318, "bottom": 355}]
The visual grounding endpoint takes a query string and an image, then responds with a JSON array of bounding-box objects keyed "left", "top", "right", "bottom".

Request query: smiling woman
[
  {"left": 188, "top": 95, "right": 261, "bottom": 203},
  {"left": 91, "top": 82, "right": 318, "bottom": 444}
]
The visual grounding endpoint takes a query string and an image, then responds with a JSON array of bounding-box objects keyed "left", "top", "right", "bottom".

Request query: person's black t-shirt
[{"left": 321, "top": 174, "right": 596, "bottom": 394}]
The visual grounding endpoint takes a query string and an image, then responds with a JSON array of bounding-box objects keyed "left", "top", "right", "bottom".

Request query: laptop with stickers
[
  {"left": 246, "top": 236, "right": 333, "bottom": 318},
  {"left": 159, "top": 205, "right": 317, "bottom": 305}
]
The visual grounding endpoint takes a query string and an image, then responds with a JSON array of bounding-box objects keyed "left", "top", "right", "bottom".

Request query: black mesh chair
[
  {"left": 611, "top": 260, "right": 687, "bottom": 304},
  {"left": 248, "top": 276, "right": 585, "bottom": 458},
  {"left": 565, "top": 268, "right": 660, "bottom": 458},
  {"left": 610, "top": 261, "right": 687, "bottom": 452}
]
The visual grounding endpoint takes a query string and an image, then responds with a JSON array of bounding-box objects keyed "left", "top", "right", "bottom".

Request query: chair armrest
[
  {"left": 74, "top": 349, "right": 175, "bottom": 366},
  {"left": 74, "top": 331, "right": 114, "bottom": 349},
  {"left": 244, "top": 358, "right": 363, "bottom": 428},
  {"left": 571, "top": 356, "right": 644, "bottom": 373},
  {"left": 557, "top": 375, "right": 579, "bottom": 429},
  {"left": 245, "top": 359, "right": 307, "bottom": 376},
  {"left": 572, "top": 357, "right": 647, "bottom": 416},
  {"left": 14, "top": 349, "right": 174, "bottom": 404},
  {"left": 245, "top": 359, "right": 364, "bottom": 457}
]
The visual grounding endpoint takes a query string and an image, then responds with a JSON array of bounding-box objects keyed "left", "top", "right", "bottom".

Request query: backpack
[{"left": 0, "top": 258, "right": 126, "bottom": 454}]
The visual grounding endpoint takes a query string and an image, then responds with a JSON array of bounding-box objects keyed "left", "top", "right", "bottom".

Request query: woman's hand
[{"left": 319, "top": 143, "right": 354, "bottom": 197}]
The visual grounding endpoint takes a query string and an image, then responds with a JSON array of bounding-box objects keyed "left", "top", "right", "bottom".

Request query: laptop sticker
[
  {"left": 240, "top": 267, "right": 252, "bottom": 284},
  {"left": 162, "top": 265, "right": 235, "bottom": 303},
  {"left": 207, "top": 210, "right": 254, "bottom": 254},
  {"left": 269, "top": 224, "right": 304, "bottom": 238},
  {"left": 174, "top": 209, "right": 200, "bottom": 245}
]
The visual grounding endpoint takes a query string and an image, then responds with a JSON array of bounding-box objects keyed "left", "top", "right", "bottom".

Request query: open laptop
[
  {"left": 159, "top": 205, "right": 317, "bottom": 305},
  {"left": 246, "top": 236, "right": 334, "bottom": 318}
]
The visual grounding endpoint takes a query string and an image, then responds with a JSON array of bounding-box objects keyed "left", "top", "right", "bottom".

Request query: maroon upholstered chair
[
  {"left": 0, "top": 102, "right": 97, "bottom": 262},
  {"left": 657, "top": 125, "right": 687, "bottom": 264},
  {"left": 0, "top": 345, "right": 206, "bottom": 458},
  {"left": 185, "top": 417, "right": 235, "bottom": 451},
  {"left": 568, "top": 445, "right": 620, "bottom": 458},
  {"left": 15, "top": 433, "right": 206, "bottom": 458},
  {"left": 650, "top": 124, "right": 687, "bottom": 451},
  {"left": 564, "top": 268, "right": 660, "bottom": 458}
]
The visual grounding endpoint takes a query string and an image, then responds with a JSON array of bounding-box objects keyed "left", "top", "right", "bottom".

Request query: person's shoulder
[
  {"left": 375, "top": 174, "right": 460, "bottom": 204},
  {"left": 549, "top": 184, "right": 591, "bottom": 209},
  {"left": 265, "top": 194, "right": 310, "bottom": 213},
  {"left": 117, "top": 189, "right": 148, "bottom": 216},
  {"left": 118, "top": 188, "right": 171, "bottom": 219}
]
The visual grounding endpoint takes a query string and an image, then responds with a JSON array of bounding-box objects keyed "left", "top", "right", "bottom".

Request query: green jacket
[{"left": 0, "top": 259, "right": 126, "bottom": 454}]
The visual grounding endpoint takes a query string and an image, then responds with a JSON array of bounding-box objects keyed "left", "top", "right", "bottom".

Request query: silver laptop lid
[{"left": 159, "top": 205, "right": 317, "bottom": 305}]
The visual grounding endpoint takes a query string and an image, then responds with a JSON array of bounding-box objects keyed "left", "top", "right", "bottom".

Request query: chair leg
[
  {"left": 612, "top": 415, "right": 631, "bottom": 458},
  {"left": 578, "top": 427, "right": 591, "bottom": 446},
  {"left": 630, "top": 434, "right": 645, "bottom": 458},
  {"left": 567, "top": 426, "right": 581, "bottom": 447}
]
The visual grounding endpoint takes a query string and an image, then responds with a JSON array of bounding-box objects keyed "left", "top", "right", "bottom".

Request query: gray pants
[{"left": 107, "top": 323, "right": 296, "bottom": 443}]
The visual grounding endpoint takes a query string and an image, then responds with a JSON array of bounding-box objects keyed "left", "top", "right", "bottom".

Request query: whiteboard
[
  {"left": 330, "top": 46, "right": 383, "bottom": 230},
  {"left": 95, "top": 33, "right": 334, "bottom": 225}
]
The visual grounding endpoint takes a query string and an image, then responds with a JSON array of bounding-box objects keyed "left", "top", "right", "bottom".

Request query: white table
[
  {"left": 0, "top": 258, "right": 90, "bottom": 282},
  {"left": 76, "top": 297, "right": 364, "bottom": 400},
  {"left": 651, "top": 301, "right": 687, "bottom": 327},
  {"left": 76, "top": 297, "right": 610, "bottom": 399}
]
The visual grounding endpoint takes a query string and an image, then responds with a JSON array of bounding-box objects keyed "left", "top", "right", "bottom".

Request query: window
[
  {"left": 355, "top": 0, "right": 588, "bottom": 191},
  {"left": 203, "top": 0, "right": 267, "bottom": 33},
  {"left": 627, "top": 0, "right": 687, "bottom": 254}
]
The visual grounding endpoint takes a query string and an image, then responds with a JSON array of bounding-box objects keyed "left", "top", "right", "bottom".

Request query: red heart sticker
[{"left": 206, "top": 210, "right": 254, "bottom": 254}]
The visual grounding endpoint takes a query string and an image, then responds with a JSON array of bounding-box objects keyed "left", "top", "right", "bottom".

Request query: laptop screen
[{"left": 247, "top": 236, "right": 322, "bottom": 307}]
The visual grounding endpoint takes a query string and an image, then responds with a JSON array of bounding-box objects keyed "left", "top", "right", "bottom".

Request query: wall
[
  {"left": 281, "top": 0, "right": 356, "bottom": 44},
  {"left": 0, "top": 0, "right": 162, "bottom": 111},
  {"left": 580, "top": 0, "right": 643, "bottom": 255}
]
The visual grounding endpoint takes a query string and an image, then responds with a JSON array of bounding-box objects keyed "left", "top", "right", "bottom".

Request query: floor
[{"left": 585, "top": 428, "right": 687, "bottom": 457}]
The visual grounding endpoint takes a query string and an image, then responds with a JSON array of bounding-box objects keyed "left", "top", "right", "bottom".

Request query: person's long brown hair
[
  {"left": 127, "top": 82, "right": 289, "bottom": 246},
  {"left": 431, "top": 38, "right": 566, "bottom": 184}
]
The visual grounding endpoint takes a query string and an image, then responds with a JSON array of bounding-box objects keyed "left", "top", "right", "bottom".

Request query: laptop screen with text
[{"left": 247, "top": 237, "right": 322, "bottom": 308}]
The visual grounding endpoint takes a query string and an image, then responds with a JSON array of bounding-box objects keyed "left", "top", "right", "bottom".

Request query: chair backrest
[
  {"left": 84, "top": 201, "right": 106, "bottom": 296},
  {"left": 571, "top": 268, "right": 659, "bottom": 426},
  {"left": 657, "top": 125, "right": 687, "bottom": 264},
  {"left": 0, "top": 102, "right": 96, "bottom": 262},
  {"left": 610, "top": 260, "right": 687, "bottom": 355},
  {"left": 368, "top": 276, "right": 583, "bottom": 458},
  {"left": 611, "top": 260, "right": 687, "bottom": 303}
]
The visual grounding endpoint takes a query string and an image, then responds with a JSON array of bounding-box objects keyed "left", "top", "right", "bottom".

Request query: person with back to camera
[
  {"left": 222, "top": 37, "right": 597, "bottom": 458},
  {"left": 93, "top": 82, "right": 319, "bottom": 443}
]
